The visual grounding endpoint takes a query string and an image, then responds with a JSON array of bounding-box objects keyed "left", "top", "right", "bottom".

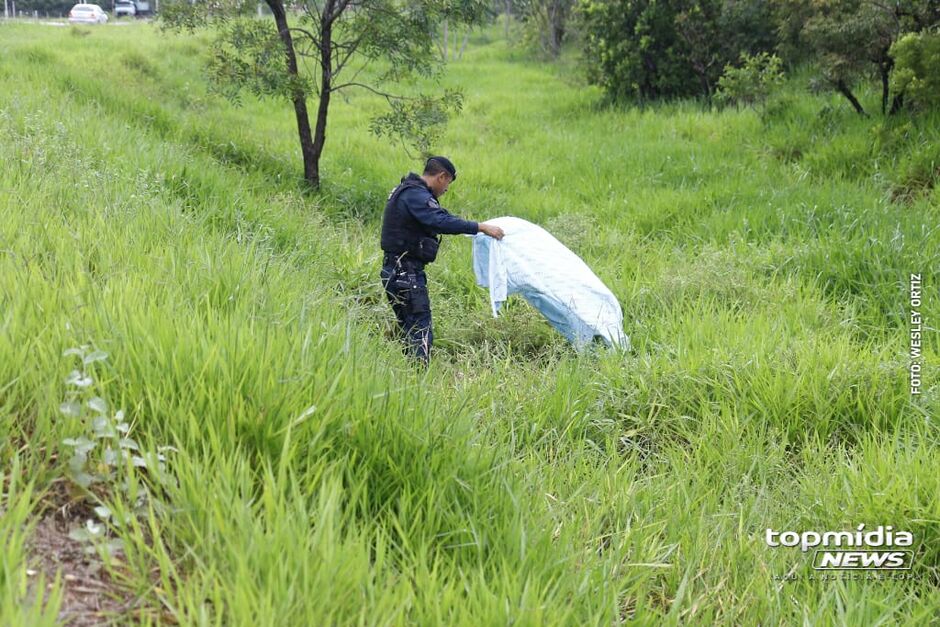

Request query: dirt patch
[{"left": 27, "top": 511, "right": 137, "bottom": 625}]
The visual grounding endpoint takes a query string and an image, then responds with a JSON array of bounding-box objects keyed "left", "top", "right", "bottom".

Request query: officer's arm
[{"left": 404, "top": 190, "right": 479, "bottom": 235}]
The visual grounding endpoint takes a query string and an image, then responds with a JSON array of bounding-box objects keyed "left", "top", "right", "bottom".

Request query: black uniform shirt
[{"left": 397, "top": 173, "right": 478, "bottom": 235}]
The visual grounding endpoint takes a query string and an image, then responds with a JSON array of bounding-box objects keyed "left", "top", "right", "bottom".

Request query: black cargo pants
[{"left": 380, "top": 253, "right": 433, "bottom": 366}]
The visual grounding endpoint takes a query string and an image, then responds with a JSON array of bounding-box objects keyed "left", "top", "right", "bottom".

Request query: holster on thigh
[{"left": 408, "top": 286, "right": 430, "bottom": 314}]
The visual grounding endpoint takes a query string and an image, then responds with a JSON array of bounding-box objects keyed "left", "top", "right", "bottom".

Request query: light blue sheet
[{"left": 471, "top": 216, "right": 629, "bottom": 349}]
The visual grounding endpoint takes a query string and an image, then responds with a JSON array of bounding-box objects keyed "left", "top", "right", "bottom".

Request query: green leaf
[
  {"left": 64, "top": 436, "right": 96, "bottom": 455},
  {"left": 103, "top": 447, "right": 119, "bottom": 465},
  {"left": 68, "top": 526, "right": 91, "bottom": 542},
  {"left": 83, "top": 350, "right": 108, "bottom": 365},
  {"left": 92, "top": 415, "right": 114, "bottom": 437},
  {"left": 65, "top": 370, "right": 93, "bottom": 388},
  {"left": 59, "top": 401, "right": 83, "bottom": 417},
  {"left": 72, "top": 472, "right": 95, "bottom": 488},
  {"left": 119, "top": 438, "right": 140, "bottom": 451}
]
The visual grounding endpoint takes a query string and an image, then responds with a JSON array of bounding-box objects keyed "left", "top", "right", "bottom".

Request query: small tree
[
  {"left": 518, "top": 0, "right": 574, "bottom": 58},
  {"left": 160, "top": 0, "right": 486, "bottom": 189}
]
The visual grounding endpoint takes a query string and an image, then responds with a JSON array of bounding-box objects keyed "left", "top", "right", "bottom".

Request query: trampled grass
[{"left": 0, "top": 18, "right": 938, "bottom": 625}]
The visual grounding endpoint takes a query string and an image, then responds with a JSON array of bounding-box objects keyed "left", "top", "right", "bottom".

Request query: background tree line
[
  {"left": 512, "top": 0, "right": 940, "bottom": 115},
  {"left": 33, "top": 0, "right": 935, "bottom": 187}
]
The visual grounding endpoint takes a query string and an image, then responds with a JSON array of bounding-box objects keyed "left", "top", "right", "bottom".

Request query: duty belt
[{"left": 383, "top": 251, "right": 424, "bottom": 269}]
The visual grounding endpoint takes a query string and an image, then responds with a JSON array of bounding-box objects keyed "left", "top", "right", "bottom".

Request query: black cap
[{"left": 425, "top": 156, "right": 457, "bottom": 180}]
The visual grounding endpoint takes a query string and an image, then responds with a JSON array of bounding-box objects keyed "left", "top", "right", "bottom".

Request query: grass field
[{"left": 0, "top": 18, "right": 938, "bottom": 625}]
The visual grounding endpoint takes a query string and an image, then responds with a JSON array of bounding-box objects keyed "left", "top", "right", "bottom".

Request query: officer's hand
[{"left": 479, "top": 223, "right": 505, "bottom": 240}]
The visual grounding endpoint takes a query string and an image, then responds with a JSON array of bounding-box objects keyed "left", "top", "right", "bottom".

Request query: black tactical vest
[{"left": 380, "top": 175, "right": 434, "bottom": 255}]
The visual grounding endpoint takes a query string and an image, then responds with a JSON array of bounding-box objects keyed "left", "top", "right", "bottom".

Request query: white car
[
  {"left": 68, "top": 4, "right": 109, "bottom": 24},
  {"left": 114, "top": 0, "right": 136, "bottom": 17}
]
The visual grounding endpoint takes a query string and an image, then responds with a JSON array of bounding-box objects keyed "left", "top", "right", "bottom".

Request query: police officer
[{"left": 380, "top": 156, "right": 504, "bottom": 365}]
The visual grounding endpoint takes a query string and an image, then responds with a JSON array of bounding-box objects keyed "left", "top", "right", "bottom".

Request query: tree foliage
[
  {"left": 578, "top": 0, "right": 777, "bottom": 101},
  {"left": 890, "top": 30, "right": 940, "bottom": 111},
  {"left": 578, "top": 0, "right": 940, "bottom": 113}
]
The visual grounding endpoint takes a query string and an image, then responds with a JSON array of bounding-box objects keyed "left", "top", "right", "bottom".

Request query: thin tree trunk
[
  {"left": 504, "top": 0, "right": 510, "bottom": 39},
  {"left": 881, "top": 66, "right": 889, "bottom": 114},
  {"left": 311, "top": 10, "right": 334, "bottom": 190},
  {"left": 689, "top": 58, "right": 711, "bottom": 97},
  {"left": 549, "top": 4, "right": 563, "bottom": 57},
  {"left": 880, "top": 56, "right": 893, "bottom": 115},
  {"left": 890, "top": 92, "right": 904, "bottom": 115},
  {"left": 834, "top": 79, "right": 867, "bottom": 116},
  {"left": 457, "top": 28, "right": 470, "bottom": 60},
  {"left": 267, "top": 0, "right": 318, "bottom": 187}
]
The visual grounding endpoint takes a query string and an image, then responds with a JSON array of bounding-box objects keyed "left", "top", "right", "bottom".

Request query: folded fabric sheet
[{"left": 471, "top": 216, "right": 629, "bottom": 349}]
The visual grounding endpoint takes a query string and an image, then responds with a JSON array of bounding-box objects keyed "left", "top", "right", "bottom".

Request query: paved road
[{"left": 7, "top": 18, "right": 151, "bottom": 26}]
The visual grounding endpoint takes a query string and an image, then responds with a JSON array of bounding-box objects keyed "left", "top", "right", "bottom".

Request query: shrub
[
  {"left": 579, "top": 0, "right": 695, "bottom": 101},
  {"left": 715, "top": 52, "right": 784, "bottom": 108},
  {"left": 890, "top": 30, "right": 940, "bottom": 111}
]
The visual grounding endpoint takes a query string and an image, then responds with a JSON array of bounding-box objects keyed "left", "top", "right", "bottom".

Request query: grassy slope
[{"left": 0, "top": 19, "right": 938, "bottom": 625}]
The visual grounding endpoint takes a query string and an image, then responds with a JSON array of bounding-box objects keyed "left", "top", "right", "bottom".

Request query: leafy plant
[
  {"left": 716, "top": 52, "right": 784, "bottom": 108},
  {"left": 59, "top": 345, "right": 174, "bottom": 556}
]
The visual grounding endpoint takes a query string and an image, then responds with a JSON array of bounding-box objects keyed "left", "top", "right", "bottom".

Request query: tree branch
[
  {"left": 333, "top": 36, "right": 365, "bottom": 76},
  {"left": 329, "top": 81, "right": 416, "bottom": 101},
  {"left": 333, "top": 59, "right": 368, "bottom": 90},
  {"left": 303, "top": 0, "right": 323, "bottom": 22},
  {"left": 287, "top": 27, "right": 322, "bottom": 51},
  {"left": 329, "top": 0, "right": 351, "bottom": 22},
  {"left": 321, "top": 0, "right": 336, "bottom": 25}
]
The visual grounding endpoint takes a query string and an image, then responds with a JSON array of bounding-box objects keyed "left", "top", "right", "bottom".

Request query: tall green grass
[{"left": 0, "top": 19, "right": 937, "bottom": 624}]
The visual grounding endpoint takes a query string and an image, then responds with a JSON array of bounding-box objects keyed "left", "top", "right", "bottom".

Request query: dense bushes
[
  {"left": 578, "top": 0, "right": 777, "bottom": 101},
  {"left": 580, "top": 0, "right": 775, "bottom": 100},
  {"left": 578, "top": 0, "right": 940, "bottom": 113}
]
